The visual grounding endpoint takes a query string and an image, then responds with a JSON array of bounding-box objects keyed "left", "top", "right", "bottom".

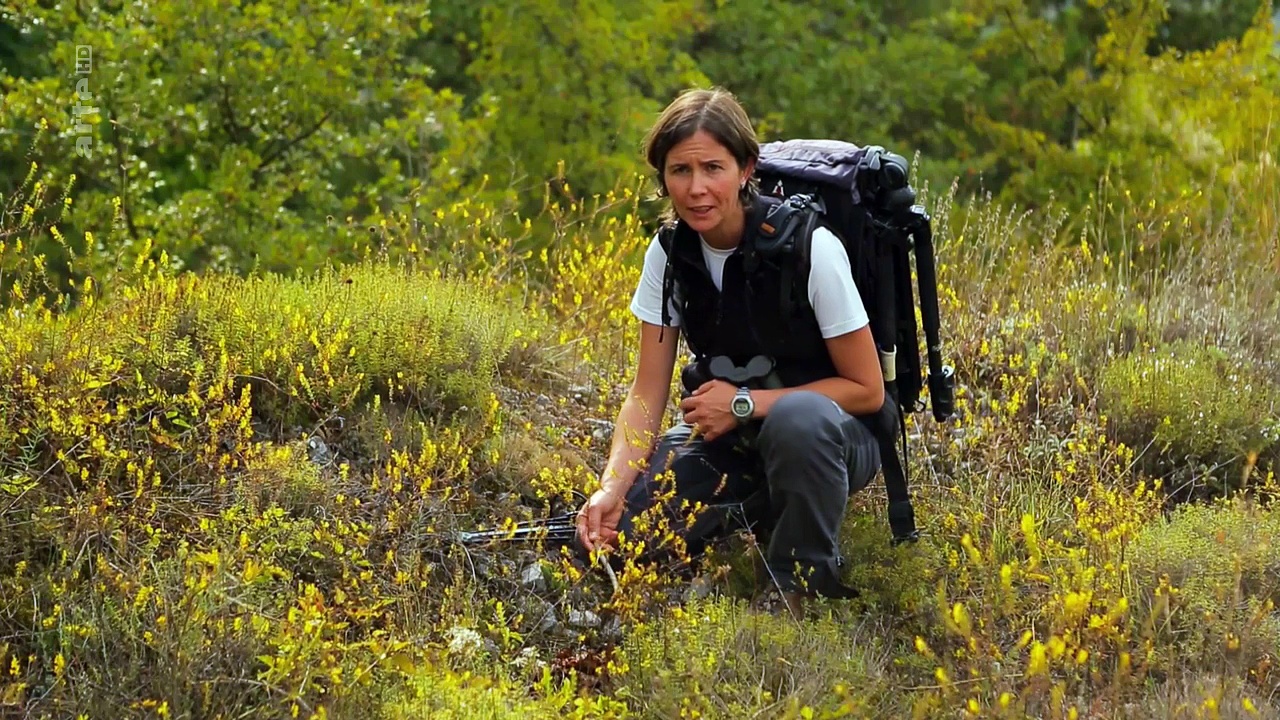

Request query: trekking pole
[{"left": 455, "top": 513, "right": 580, "bottom": 545}]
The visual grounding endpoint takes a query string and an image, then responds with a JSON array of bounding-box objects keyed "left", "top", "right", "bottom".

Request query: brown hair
[{"left": 643, "top": 87, "right": 759, "bottom": 210}]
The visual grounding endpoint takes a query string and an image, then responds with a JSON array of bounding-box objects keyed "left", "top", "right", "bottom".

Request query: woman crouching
[{"left": 575, "top": 86, "right": 885, "bottom": 616}]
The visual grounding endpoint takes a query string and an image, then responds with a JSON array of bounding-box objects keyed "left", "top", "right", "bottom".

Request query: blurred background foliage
[{"left": 2, "top": 0, "right": 1277, "bottom": 297}]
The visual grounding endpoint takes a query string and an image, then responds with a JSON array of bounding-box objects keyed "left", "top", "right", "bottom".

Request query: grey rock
[
  {"left": 585, "top": 418, "right": 614, "bottom": 441},
  {"left": 307, "top": 436, "right": 334, "bottom": 465},
  {"left": 520, "top": 597, "right": 559, "bottom": 634},
  {"left": 683, "top": 574, "right": 717, "bottom": 602},
  {"left": 535, "top": 606, "right": 559, "bottom": 634},
  {"left": 602, "top": 615, "right": 623, "bottom": 642},
  {"left": 520, "top": 563, "right": 547, "bottom": 592},
  {"left": 566, "top": 608, "right": 601, "bottom": 629}
]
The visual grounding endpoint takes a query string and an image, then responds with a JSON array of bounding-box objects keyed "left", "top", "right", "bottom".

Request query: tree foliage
[
  {"left": 690, "top": 0, "right": 986, "bottom": 190},
  {"left": 462, "top": 0, "right": 709, "bottom": 201},
  {"left": 966, "top": 0, "right": 1280, "bottom": 244},
  {"left": 1, "top": 0, "right": 470, "bottom": 282},
  {"left": 1, "top": 0, "right": 1276, "bottom": 287}
]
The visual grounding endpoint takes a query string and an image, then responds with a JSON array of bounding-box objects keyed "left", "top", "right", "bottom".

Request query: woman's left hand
[{"left": 679, "top": 379, "right": 742, "bottom": 441}]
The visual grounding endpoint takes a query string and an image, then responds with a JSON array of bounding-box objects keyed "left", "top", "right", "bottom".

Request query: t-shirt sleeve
[
  {"left": 630, "top": 233, "right": 681, "bottom": 327},
  {"left": 807, "top": 226, "right": 870, "bottom": 338}
]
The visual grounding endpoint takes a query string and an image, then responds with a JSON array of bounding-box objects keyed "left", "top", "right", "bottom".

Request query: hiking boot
[
  {"left": 750, "top": 587, "right": 810, "bottom": 621},
  {"left": 782, "top": 590, "right": 807, "bottom": 619}
]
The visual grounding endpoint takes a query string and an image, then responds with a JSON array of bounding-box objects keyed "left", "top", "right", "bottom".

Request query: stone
[
  {"left": 520, "top": 563, "right": 548, "bottom": 592},
  {"left": 566, "top": 608, "right": 601, "bottom": 629},
  {"left": 306, "top": 436, "right": 333, "bottom": 465}
]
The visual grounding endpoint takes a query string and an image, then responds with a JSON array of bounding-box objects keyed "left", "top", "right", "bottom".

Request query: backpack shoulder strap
[
  {"left": 658, "top": 221, "right": 676, "bottom": 253},
  {"left": 741, "top": 194, "right": 782, "bottom": 276},
  {"left": 657, "top": 223, "right": 679, "bottom": 340},
  {"left": 771, "top": 195, "right": 824, "bottom": 319}
]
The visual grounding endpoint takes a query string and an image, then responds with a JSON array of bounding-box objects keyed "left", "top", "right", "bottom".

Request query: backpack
[{"left": 752, "top": 138, "right": 956, "bottom": 545}]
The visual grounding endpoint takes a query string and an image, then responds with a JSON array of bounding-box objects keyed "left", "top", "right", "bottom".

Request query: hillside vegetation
[{"left": 2, "top": 1, "right": 1279, "bottom": 718}]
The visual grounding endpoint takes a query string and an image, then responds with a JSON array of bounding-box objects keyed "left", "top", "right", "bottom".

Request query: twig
[
  {"left": 231, "top": 373, "right": 287, "bottom": 396},
  {"left": 894, "top": 672, "right": 1023, "bottom": 692},
  {"left": 597, "top": 550, "right": 620, "bottom": 595}
]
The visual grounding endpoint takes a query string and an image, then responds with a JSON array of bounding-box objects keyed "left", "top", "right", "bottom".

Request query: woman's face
[{"left": 663, "top": 129, "right": 753, "bottom": 243}]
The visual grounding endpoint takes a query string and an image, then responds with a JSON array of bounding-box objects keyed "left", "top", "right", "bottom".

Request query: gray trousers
[{"left": 617, "top": 391, "right": 881, "bottom": 597}]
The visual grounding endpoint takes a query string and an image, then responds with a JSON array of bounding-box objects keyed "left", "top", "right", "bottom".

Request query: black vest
[{"left": 660, "top": 196, "right": 837, "bottom": 390}]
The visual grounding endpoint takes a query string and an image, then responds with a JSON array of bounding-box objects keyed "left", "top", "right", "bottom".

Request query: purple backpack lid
[{"left": 758, "top": 139, "right": 876, "bottom": 202}]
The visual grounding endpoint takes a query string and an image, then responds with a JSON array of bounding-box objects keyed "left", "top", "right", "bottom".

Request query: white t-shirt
[{"left": 629, "top": 226, "right": 869, "bottom": 338}]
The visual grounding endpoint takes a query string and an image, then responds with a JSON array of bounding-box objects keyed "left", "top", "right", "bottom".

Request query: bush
[
  {"left": 610, "top": 596, "right": 892, "bottom": 718},
  {"left": 1128, "top": 499, "right": 1280, "bottom": 674},
  {"left": 383, "top": 658, "right": 630, "bottom": 720},
  {"left": 0, "top": 260, "right": 559, "bottom": 717},
  {"left": 196, "top": 262, "right": 545, "bottom": 426},
  {"left": 1097, "top": 341, "right": 1280, "bottom": 493}
]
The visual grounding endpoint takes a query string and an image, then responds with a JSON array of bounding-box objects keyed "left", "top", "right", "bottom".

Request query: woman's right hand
[
  {"left": 576, "top": 486, "right": 626, "bottom": 552},
  {"left": 576, "top": 321, "right": 677, "bottom": 554}
]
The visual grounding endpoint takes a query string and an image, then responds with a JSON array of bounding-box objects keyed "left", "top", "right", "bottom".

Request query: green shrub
[
  {"left": 0, "top": 260, "right": 560, "bottom": 717},
  {"left": 188, "top": 261, "right": 551, "bottom": 428},
  {"left": 1133, "top": 674, "right": 1276, "bottom": 720},
  {"left": 836, "top": 508, "right": 940, "bottom": 618},
  {"left": 383, "top": 659, "right": 630, "bottom": 720},
  {"left": 1128, "top": 499, "right": 1280, "bottom": 674},
  {"left": 611, "top": 596, "right": 892, "bottom": 718},
  {"left": 1097, "top": 341, "right": 1280, "bottom": 490}
]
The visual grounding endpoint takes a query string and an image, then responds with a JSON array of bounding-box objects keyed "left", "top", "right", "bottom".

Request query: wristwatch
[{"left": 730, "top": 386, "right": 755, "bottom": 423}]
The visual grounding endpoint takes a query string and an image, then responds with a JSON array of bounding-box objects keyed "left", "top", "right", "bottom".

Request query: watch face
[{"left": 732, "top": 397, "right": 751, "bottom": 417}]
